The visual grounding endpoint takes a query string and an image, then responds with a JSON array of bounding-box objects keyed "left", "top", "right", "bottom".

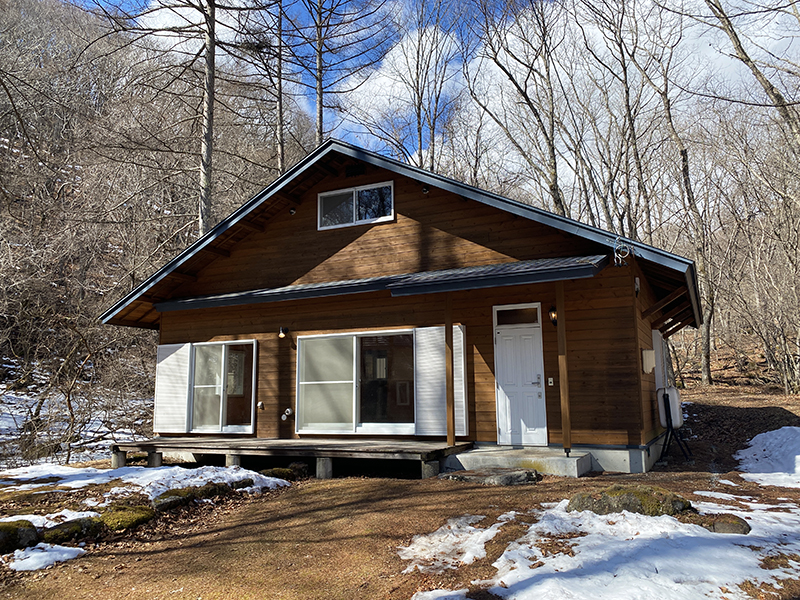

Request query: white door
[{"left": 494, "top": 326, "right": 547, "bottom": 446}]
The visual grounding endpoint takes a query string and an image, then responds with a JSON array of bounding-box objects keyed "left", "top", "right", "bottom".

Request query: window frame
[
  {"left": 296, "top": 329, "right": 415, "bottom": 435},
  {"left": 317, "top": 181, "right": 395, "bottom": 230},
  {"left": 189, "top": 339, "right": 257, "bottom": 434}
]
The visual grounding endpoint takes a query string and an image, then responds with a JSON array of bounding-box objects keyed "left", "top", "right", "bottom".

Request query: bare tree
[
  {"left": 465, "top": 0, "right": 569, "bottom": 216},
  {"left": 283, "top": 0, "right": 393, "bottom": 145},
  {"left": 341, "top": 0, "right": 464, "bottom": 170}
]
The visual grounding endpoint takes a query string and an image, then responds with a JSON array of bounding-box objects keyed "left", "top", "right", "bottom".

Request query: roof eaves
[
  {"left": 325, "top": 141, "right": 696, "bottom": 274},
  {"left": 155, "top": 275, "right": 395, "bottom": 312},
  {"left": 100, "top": 138, "right": 700, "bottom": 326},
  {"left": 99, "top": 140, "right": 344, "bottom": 324}
]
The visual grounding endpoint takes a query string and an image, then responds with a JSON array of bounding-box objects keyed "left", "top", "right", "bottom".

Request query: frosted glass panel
[
  {"left": 193, "top": 387, "right": 221, "bottom": 429},
  {"left": 300, "top": 337, "right": 354, "bottom": 382},
  {"left": 298, "top": 383, "right": 354, "bottom": 429}
]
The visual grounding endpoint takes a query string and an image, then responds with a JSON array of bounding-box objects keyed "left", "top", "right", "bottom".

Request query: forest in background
[{"left": 0, "top": 0, "right": 798, "bottom": 462}]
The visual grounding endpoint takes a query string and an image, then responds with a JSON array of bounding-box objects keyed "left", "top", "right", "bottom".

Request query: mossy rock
[
  {"left": 567, "top": 484, "right": 692, "bottom": 517},
  {"left": 42, "top": 517, "right": 102, "bottom": 544},
  {"left": 152, "top": 482, "right": 233, "bottom": 512},
  {"left": 260, "top": 468, "right": 296, "bottom": 481},
  {"left": 0, "top": 520, "right": 39, "bottom": 552},
  {"left": 679, "top": 512, "right": 751, "bottom": 535},
  {"left": 100, "top": 505, "right": 155, "bottom": 531},
  {"left": 231, "top": 478, "right": 254, "bottom": 490},
  {"left": 195, "top": 482, "right": 232, "bottom": 499}
]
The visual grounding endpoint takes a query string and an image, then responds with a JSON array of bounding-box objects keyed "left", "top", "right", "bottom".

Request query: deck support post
[
  {"left": 556, "top": 281, "right": 572, "bottom": 456},
  {"left": 421, "top": 460, "right": 440, "bottom": 479},
  {"left": 225, "top": 454, "right": 242, "bottom": 467},
  {"left": 316, "top": 457, "right": 333, "bottom": 479},
  {"left": 147, "top": 452, "right": 163, "bottom": 468},
  {"left": 445, "top": 292, "right": 456, "bottom": 446},
  {"left": 111, "top": 450, "right": 127, "bottom": 469}
]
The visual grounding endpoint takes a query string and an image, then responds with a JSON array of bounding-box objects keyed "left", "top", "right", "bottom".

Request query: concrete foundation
[
  {"left": 443, "top": 438, "right": 667, "bottom": 476},
  {"left": 225, "top": 454, "right": 242, "bottom": 467},
  {"left": 147, "top": 452, "right": 163, "bottom": 467},
  {"left": 443, "top": 446, "right": 592, "bottom": 477}
]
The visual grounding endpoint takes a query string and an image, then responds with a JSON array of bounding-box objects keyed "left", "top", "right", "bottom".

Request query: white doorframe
[{"left": 493, "top": 303, "right": 548, "bottom": 446}]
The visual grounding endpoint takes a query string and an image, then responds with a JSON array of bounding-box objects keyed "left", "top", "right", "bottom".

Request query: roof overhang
[
  {"left": 155, "top": 255, "right": 611, "bottom": 312},
  {"left": 100, "top": 139, "right": 702, "bottom": 331}
]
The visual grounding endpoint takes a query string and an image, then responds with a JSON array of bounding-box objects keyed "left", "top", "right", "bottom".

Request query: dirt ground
[{"left": 1, "top": 378, "right": 799, "bottom": 600}]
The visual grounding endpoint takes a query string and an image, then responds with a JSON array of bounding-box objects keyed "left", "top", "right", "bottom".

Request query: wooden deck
[{"left": 111, "top": 437, "right": 474, "bottom": 478}]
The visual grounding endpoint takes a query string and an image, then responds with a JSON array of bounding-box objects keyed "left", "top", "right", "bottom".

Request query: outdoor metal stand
[{"left": 659, "top": 391, "right": 693, "bottom": 462}]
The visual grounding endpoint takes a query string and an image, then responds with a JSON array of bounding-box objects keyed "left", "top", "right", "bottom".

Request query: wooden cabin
[{"left": 101, "top": 140, "right": 702, "bottom": 474}]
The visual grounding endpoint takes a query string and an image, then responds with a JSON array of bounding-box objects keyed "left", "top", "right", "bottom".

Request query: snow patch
[
  {"left": 0, "top": 464, "right": 289, "bottom": 501},
  {"left": 735, "top": 426, "right": 800, "bottom": 488},
  {"left": 0, "top": 509, "right": 100, "bottom": 529},
  {"left": 399, "top": 512, "right": 516, "bottom": 574},
  {"left": 411, "top": 589, "right": 469, "bottom": 600},
  {"left": 4, "top": 543, "right": 85, "bottom": 571},
  {"left": 485, "top": 499, "right": 800, "bottom": 599}
]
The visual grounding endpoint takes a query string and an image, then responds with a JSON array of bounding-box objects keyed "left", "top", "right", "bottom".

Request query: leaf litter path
[
  {"left": 2, "top": 384, "right": 800, "bottom": 599},
  {"left": 1, "top": 468, "right": 798, "bottom": 600}
]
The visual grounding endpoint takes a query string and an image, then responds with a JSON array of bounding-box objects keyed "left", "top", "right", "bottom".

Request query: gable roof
[{"left": 100, "top": 139, "right": 702, "bottom": 332}]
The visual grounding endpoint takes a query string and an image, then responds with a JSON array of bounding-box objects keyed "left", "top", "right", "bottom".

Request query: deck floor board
[{"left": 112, "top": 438, "right": 473, "bottom": 462}]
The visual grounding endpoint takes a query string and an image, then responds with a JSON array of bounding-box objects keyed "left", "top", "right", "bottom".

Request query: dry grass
[{"left": 0, "top": 374, "right": 799, "bottom": 599}]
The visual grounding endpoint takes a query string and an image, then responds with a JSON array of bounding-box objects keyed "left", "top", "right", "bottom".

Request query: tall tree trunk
[
  {"left": 199, "top": 0, "right": 215, "bottom": 236},
  {"left": 277, "top": 0, "right": 285, "bottom": 173},
  {"left": 315, "top": 0, "right": 324, "bottom": 146}
]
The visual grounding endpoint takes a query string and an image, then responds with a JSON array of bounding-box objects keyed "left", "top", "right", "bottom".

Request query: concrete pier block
[
  {"left": 225, "top": 454, "right": 242, "bottom": 467},
  {"left": 421, "top": 460, "right": 440, "bottom": 479},
  {"left": 147, "top": 452, "right": 163, "bottom": 468},
  {"left": 316, "top": 457, "right": 333, "bottom": 479},
  {"left": 111, "top": 450, "right": 127, "bottom": 469}
]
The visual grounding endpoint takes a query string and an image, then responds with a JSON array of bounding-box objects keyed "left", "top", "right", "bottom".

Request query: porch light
[
  {"left": 548, "top": 306, "right": 558, "bottom": 327},
  {"left": 279, "top": 327, "right": 289, "bottom": 339}
]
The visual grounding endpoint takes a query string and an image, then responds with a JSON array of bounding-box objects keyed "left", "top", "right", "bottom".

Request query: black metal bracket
[{"left": 659, "top": 391, "right": 693, "bottom": 462}]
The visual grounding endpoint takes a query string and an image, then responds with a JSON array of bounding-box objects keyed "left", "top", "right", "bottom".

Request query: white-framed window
[
  {"left": 317, "top": 181, "right": 394, "bottom": 230},
  {"left": 153, "top": 340, "right": 257, "bottom": 434},
  {"left": 297, "top": 330, "right": 415, "bottom": 434},
  {"left": 296, "top": 327, "right": 467, "bottom": 436}
]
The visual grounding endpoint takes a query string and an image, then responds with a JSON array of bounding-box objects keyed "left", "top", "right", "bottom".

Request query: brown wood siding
[
  {"left": 160, "top": 265, "right": 645, "bottom": 446},
  {"left": 168, "top": 170, "right": 603, "bottom": 299}
]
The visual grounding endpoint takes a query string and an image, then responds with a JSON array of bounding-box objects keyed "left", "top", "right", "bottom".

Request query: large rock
[
  {"left": 0, "top": 520, "right": 39, "bottom": 552},
  {"left": 439, "top": 468, "right": 541, "bottom": 486},
  {"left": 680, "top": 512, "right": 751, "bottom": 535},
  {"left": 567, "top": 484, "right": 692, "bottom": 516},
  {"left": 42, "top": 517, "right": 103, "bottom": 544}
]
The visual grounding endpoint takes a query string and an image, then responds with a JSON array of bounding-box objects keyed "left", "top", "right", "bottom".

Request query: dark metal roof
[
  {"left": 387, "top": 255, "right": 610, "bottom": 297},
  {"left": 100, "top": 139, "right": 702, "bottom": 329},
  {"left": 155, "top": 256, "right": 610, "bottom": 312}
]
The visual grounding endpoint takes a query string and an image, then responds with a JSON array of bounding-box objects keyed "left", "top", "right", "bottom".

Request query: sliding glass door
[{"left": 191, "top": 341, "right": 255, "bottom": 433}]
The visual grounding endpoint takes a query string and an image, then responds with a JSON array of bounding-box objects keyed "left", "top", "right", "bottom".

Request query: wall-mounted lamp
[
  {"left": 634, "top": 276, "right": 640, "bottom": 297},
  {"left": 278, "top": 327, "right": 289, "bottom": 339},
  {"left": 289, "top": 207, "right": 296, "bottom": 215},
  {"left": 422, "top": 185, "right": 430, "bottom": 194},
  {"left": 548, "top": 306, "right": 558, "bottom": 327}
]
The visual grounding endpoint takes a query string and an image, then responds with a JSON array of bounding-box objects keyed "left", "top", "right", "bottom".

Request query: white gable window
[
  {"left": 153, "top": 340, "right": 257, "bottom": 434},
  {"left": 318, "top": 181, "right": 394, "bottom": 229}
]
